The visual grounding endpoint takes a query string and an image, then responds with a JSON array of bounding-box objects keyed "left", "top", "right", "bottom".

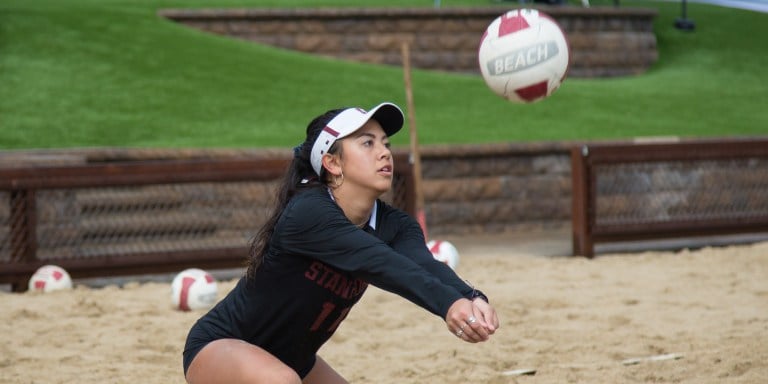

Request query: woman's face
[{"left": 338, "top": 120, "right": 394, "bottom": 195}]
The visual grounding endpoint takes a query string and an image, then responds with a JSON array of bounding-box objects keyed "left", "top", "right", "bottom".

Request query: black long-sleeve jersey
[{"left": 183, "top": 186, "right": 485, "bottom": 378}]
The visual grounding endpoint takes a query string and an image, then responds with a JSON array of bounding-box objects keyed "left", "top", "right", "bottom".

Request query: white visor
[{"left": 310, "top": 102, "right": 404, "bottom": 176}]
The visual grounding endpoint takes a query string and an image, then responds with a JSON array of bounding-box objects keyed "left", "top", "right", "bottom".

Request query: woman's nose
[{"left": 379, "top": 144, "right": 391, "bottom": 159}]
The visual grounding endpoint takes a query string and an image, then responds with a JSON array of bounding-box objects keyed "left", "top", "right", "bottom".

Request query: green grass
[{"left": 0, "top": 0, "right": 766, "bottom": 150}]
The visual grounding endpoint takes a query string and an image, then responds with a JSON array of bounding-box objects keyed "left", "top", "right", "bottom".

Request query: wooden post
[
  {"left": 401, "top": 41, "right": 428, "bottom": 239},
  {"left": 571, "top": 145, "right": 594, "bottom": 257},
  {"left": 9, "top": 189, "right": 38, "bottom": 291}
]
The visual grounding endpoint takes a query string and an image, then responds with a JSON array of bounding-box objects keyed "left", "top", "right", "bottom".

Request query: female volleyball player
[{"left": 182, "top": 102, "right": 500, "bottom": 384}]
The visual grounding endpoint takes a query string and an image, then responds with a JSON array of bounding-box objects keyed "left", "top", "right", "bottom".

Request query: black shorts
[
  {"left": 182, "top": 324, "right": 212, "bottom": 376},
  {"left": 182, "top": 325, "right": 317, "bottom": 378}
]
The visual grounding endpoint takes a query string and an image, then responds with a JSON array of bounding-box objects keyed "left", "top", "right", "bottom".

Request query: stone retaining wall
[
  {"left": 417, "top": 143, "right": 572, "bottom": 234},
  {"left": 159, "top": 6, "right": 658, "bottom": 77}
]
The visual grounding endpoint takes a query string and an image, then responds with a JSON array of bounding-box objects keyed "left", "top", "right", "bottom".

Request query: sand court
[{"left": 2, "top": 233, "right": 767, "bottom": 383}]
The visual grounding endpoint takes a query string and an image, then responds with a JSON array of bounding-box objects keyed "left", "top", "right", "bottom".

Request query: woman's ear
[{"left": 321, "top": 152, "right": 342, "bottom": 177}]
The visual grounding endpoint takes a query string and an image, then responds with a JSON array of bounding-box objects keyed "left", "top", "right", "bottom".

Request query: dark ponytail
[{"left": 246, "top": 108, "right": 345, "bottom": 277}]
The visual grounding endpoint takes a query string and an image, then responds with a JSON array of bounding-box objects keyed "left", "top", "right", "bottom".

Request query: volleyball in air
[
  {"left": 28, "top": 265, "right": 73, "bottom": 292},
  {"left": 171, "top": 268, "right": 218, "bottom": 311},
  {"left": 478, "top": 8, "right": 570, "bottom": 103},
  {"left": 427, "top": 240, "right": 460, "bottom": 270}
]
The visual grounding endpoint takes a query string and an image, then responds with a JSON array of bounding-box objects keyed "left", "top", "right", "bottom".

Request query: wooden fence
[
  {"left": 571, "top": 138, "right": 768, "bottom": 257},
  {"left": 0, "top": 155, "right": 414, "bottom": 291}
]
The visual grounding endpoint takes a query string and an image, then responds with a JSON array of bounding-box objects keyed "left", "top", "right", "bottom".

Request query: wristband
[
  {"left": 464, "top": 280, "right": 489, "bottom": 304},
  {"left": 471, "top": 289, "right": 489, "bottom": 304}
]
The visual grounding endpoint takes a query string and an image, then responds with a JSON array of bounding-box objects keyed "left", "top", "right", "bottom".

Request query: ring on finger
[
  {"left": 455, "top": 329, "right": 464, "bottom": 337},
  {"left": 468, "top": 316, "right": 477, "bottom": 324}
]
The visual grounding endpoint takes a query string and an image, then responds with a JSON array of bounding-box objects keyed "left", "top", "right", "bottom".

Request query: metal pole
[{"left": 675, "top": 0, "right": 696, "bottom": 30}]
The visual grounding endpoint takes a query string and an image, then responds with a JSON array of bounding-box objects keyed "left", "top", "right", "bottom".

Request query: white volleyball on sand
[
  {"left": 427, "top": 240, "right": 460, "bottom": 270},
  {"left": 171, "top": 268, "right": 218, "bottom": 311},
  {"left": 478, "top": 8, "right": 570, "bottom": 103},
  {"left": 28, "top": 265, "right": 73, "bottom": 292}
]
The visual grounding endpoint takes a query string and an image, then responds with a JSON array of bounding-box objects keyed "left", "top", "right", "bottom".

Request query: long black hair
[{"left": 246, "top": 108, "right": 345, "bottom": 277}]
